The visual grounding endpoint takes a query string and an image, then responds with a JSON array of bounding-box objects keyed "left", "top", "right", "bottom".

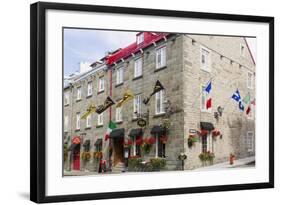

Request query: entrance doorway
[
  {"left": 72, "top": 145, "right": 80, "bottom": 170},
  {"left": 71, "top": 136, "right": 81, "bottom": 171},
  {"left": 113, "top": 137, "right": 124, "bottom": 166}
]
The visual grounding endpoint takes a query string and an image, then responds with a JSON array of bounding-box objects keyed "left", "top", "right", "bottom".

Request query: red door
[
  {"left": 72, "top": 136, "right": 81, "bottom": 171},
  {"left": 73, "top": 151, "right": 80, "bottom": 170}
]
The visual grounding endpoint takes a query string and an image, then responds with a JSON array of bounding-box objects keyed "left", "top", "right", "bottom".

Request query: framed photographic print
[{"left": 30, "top": 2, "right": 274, "bottom": 203}]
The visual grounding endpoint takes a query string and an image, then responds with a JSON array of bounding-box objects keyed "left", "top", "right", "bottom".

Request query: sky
[
  {"left": 64, "top": 29, "right": 137, "bottom": 76},
  {"left": 64, "top": 29, "right": 256, "bottom": 76}
]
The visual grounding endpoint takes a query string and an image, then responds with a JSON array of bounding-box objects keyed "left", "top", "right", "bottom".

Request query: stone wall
[{"left": 182, "top": 34, "right": 255, "bottom": 169}]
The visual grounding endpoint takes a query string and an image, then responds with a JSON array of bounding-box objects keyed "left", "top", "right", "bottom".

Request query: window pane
[
  {"left": 133, "top": 95, "right": 141, "bottom": 118},
  {"left": 161, "top": 47, "right": 166, "bottom": 66},
  {"left": 156, "top": 47, "right": 166, "bottom": 68},
  {"left": 134, "top": 58, "right": 142, "bottom": 77},
  {"left": 156, "top": 92, "right": 161, "bottom": 114},
  {"left": 76, "top": 113, "right": 80, "bottom": 129},
  {"left": 202, "top": 135, "right": 207, "bottom": 153}
]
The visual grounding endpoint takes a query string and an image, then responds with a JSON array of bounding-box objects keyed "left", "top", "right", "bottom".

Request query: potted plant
[
  {"left": 141, "top": 137, "right": 156, "bottom": 154},
  {"left": 187, "top": 135, "right": 198, "bottom": 148},
  {"left": 159, "top": 135, "right": 168, "bottom": 144},
  {"left": 63, "top": 143, "right": 68, "bottom": 162},
  {"left": 81, "top": 151, "right": 91, "bottom": 162},
  {"left": 199, "top": 129, "right": 208, "bottom": 136},
  {"left": 93, "top": 151, "right": 103, "bottom": 162},
  {"left": 135, "top": 136, "right": 143, "bottom": 145},
  {"left": 123, "top": 138, "right": 133, "bottom": 148},
  {"left": 149, "top": 157, "right": 166, "bottom": 171},
  {"left": 199, "top": 151, "right": 215, "bottom": 166},
  {"left": 128, "top": 155, "right": 142, "bottom": 171},
  {"left": 212, "top": 129, "right": 221, "bottom": 139}
]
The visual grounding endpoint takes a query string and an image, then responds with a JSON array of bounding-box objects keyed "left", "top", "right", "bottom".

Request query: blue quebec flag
[
  {"left": 204, "top": 81, "right": 212, "bottom": 94},
  {"left": 231, "top": 89, "right": 244, "bottom": 111},
  {"left": 231, "top": 90, "right": 241, "bottom": 102}
]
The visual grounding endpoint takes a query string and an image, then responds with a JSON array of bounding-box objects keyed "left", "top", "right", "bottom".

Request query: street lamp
[{"left": 178, "top": 152, "right": 187, "bottom": 171}]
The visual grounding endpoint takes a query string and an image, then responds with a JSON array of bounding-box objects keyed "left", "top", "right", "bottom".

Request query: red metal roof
[{"left": 106, "top": 32, "right": 168, "bottom": 65}]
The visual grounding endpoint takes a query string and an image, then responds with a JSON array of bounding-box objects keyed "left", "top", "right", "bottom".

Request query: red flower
[
  {"left": 135, "top": 137, "right": 143, "bottom": 145},
  {"left": 148, "top": 137, "right": 156, "bottom": 144},
  {"left": 123, "top": 138, "right": 132, "bottom": 146},
  {"left": 143, "top": 137, "right": 156, "bottom": 145},
  {"left": 160, "top": 135, "right": 168, "bottom": 144},
  {"left": 200, "top": 129, "right": 208, "bottom": 136},
  {"left": 212, "top": 130, "right": 221, "bottom": 137}
]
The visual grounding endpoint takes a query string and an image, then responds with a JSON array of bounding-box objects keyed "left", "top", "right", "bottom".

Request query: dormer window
[{"left": 137, "top": 33, "right": 144, "bottom": 44}]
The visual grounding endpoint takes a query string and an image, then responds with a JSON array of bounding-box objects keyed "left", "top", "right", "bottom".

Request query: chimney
[{"left": 79, "top": 62, "right": 91, "bottom": 73}]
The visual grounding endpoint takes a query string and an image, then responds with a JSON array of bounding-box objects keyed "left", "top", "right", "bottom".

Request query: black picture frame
[{"left": 30, "top": 2, "right": 274, "bottom": 203}]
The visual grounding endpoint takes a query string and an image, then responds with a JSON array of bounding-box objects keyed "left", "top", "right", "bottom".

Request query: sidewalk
[
  {"left": 193, "top": 156, "right": 255, "bottom": 171},
  {"left": 64, "top": 170, "right": 98, "bottom": 176},
  {"left": 64, "top": 156, "right": 255, "bottom": 176}
]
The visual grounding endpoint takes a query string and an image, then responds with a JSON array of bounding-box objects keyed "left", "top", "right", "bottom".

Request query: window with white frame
[
  {"left": 155, "top": 134, "right": 166, "bottom": 158},
  {"left": 132, "top": 136, "right": 142, "bottom": 156},
  {"left": 133, "top": 94, "right": 141, "bottom": 118},
  {"left": 64, "top": 91, "right": 70, "bottom": 105},
  {"left": 201, "top": 133, "right": 212, "bottom": 153},
  {"left": 76, "top": 87, "right": 82, "bottom": 100},
  {"left": 97, "top": 113, "right": 103, "bottom": 125},
  {"left": 76, "top": 113, "right": 80, "bottom": 130},
  {"left": 64, "top": 115, "right": 68, "bottom": 132},
  {"left": 200, "top": 47, "right": 211, "bottom": 72},
  {"left": 240, "top": 44, "right": 246, "bottom": 57},
  {"left": 87, "top": 82, "right": 92, "bottom": 96},
  {"left": 98, "top": 77, "right": 105, "bottom": 92},
  {"left": 134, "top": 58, "right": 142, "bottom": 78},
  {"left": 86, "top": 114, "right": 91, "bottom": 128},
  {"left": 116, "top": 67, "right": 124, "bottom": 85},
  {"left": 156, "top": 46, "right": 166, "bottom": 69},
  {"left": 137, "top": 33, "right": 144, "bottom": 44},
  {"left": 247, "top": 71, "right": 254, "bottom": 89},
  {"left": 116, "top": 106, "right": 122, "bottom": 122},
  {"left": 155, "top": 90, "right": 165, "bottom": 114},
  {"left": 245, "top": 131, "right": 254, "bottom": 152}
]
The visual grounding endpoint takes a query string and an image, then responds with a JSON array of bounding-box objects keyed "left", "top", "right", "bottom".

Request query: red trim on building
[{"left": 106, "top": 32, "right": 169, "bottom": 65}]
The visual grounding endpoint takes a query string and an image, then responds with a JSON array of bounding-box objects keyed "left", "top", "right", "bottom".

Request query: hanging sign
[
  {"left": 137, "top": 118, "right": 147, "bottom": 127},
  {"left": 96, "top": 96, "right": 115, "bottom": 114},
  {"left": 72, "top": 136, "right": 81, "bottom": 144},
  {"left": 189, "top": 129, "right": 197, "bottom": 134}
]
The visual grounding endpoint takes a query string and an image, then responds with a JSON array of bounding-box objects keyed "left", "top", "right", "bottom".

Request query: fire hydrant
[{"left": 229, "top": 154, "right": 235, "bottom": 165}]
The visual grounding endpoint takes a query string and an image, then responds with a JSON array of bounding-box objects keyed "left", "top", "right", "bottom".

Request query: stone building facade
[{"left": 63, "top": 32, "right": 255, "bottom": 173}]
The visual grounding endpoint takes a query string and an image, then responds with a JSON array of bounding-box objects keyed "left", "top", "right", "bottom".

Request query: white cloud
[{"left": 94, "top": 30, "right": 137, "bottom": 50}]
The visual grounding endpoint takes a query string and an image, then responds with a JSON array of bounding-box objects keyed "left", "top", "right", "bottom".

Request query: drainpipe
[
  {"left": 108, "top": 65, "right": 113, "bottom": 171},
  {"left": 109, "top": 66, "right": 113, "bottom": 121}
]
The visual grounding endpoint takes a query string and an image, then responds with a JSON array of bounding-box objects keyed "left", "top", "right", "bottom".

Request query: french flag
[{"left": 204, "top": 81, "right": 212, "bottom": 109}]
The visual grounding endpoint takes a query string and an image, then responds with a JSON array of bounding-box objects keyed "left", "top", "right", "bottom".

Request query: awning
[
  {"left": 83, "top": 139, "right": 90, "bottom": 147},
  {"left": 129, "top": 128, "right": 143, "bottom": 137},
  {"left": 94, "top": 138, "right": 102, "bottom": 146},
  {"left": 68, "top": 143, "right": 79, "bottom": 151},
  {"left": 110, "top": 128, "right": 125, "bottom": 138},
  {"left": 151, "top": 125, "right": 165, "bottom": 134},
  {"left": 200, "top": 122, "right": 215, "bottom": 131}
]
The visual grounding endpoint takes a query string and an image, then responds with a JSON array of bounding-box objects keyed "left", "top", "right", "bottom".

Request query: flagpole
[{"left": 220, "top": 75, "right": 242, "bottom": 112}]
